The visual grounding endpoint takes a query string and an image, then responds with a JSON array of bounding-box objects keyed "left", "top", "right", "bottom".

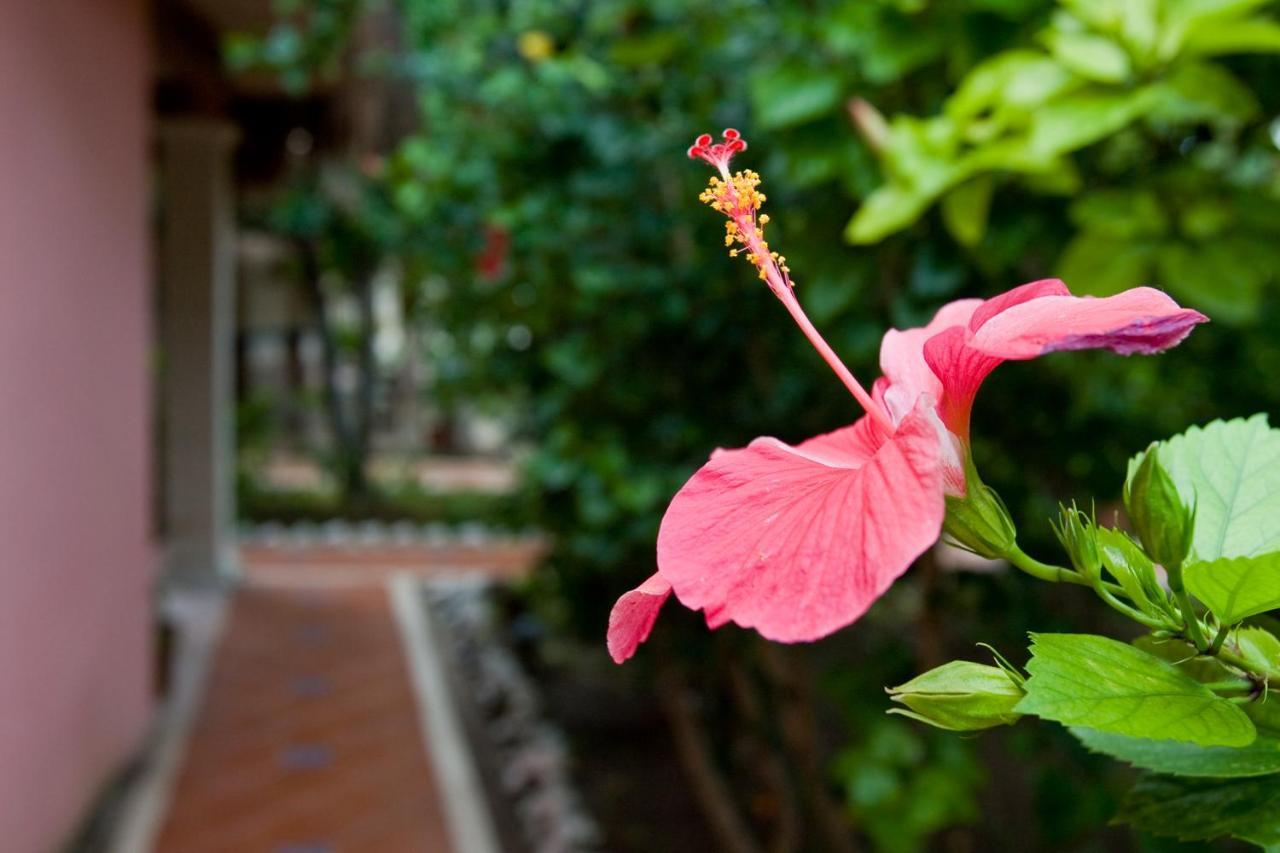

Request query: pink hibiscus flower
[{"left": 606, "top": 130, "right": 1208, "bottom": 664}]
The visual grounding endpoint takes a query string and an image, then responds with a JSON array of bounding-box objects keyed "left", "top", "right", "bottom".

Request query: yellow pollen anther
[{"left": 696, "top": 163, "right": 794, "bottom": 283}]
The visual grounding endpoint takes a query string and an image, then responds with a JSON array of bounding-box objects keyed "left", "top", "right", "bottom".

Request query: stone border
[
  {"left": 389, "top": 572, "right": 503, "bottom": 853},
  {"left": 240, "top": 520, "right": 541, "bottom": 549},
  {"left": 107, "top": 589, "right": 230, "bottom": 853},
  {"left": 421, "top": 577, "right": 603, "bottom": 853}
]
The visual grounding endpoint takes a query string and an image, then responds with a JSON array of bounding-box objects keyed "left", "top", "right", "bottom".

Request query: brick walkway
[{"left": 149, "top": 541, "right": 539, "bottom": 852}]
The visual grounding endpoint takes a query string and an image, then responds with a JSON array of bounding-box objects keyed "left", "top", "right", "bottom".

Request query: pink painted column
[{"left": 0, "top": 2, "right": 154, "bottom": 851}]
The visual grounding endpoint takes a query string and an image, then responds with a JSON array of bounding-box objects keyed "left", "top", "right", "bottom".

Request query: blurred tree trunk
[
  {"left": 350, "top": 273, "right": 377, "bottom": 498},
  {"left": 295, "top": 238, "right": 373, "bottom": 500},
  {"left": 758, "top": 644, "right": 860, "bottom": 853},
  {"left": 657, "top": 662, "right": 764, "bottom": 853}
]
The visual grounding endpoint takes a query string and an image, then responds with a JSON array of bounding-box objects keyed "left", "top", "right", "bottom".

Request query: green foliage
[
  {"left": 1117, "top": 773, "right": 1280, "bottom": 847},
  {"left": 1236, "top": 625, "right": 1280, "bottom": 681},
  {"left": 1071, "top": 727, "right": 1280, "bottom": 777},
  {"left": 1148, "top": 416, "right": 1280, "bottom": 561},
  {"left": 832, "top": 718, "right": 984, "bottom": 853},
  {"left": 237, "top": 479, "right": 532, "bottom": 528},
  {"left": 848, "top": 0, "right": 1280, "bottom": 291},
  {"left": 225, "top": 0, "right": 364, "bottom": 93},
  {"left": 1185, "top": 553, "right": 1280, "bottom": 625},
  {"left": 1015, "top": 633, "right": 1256, "bottom": 746}
]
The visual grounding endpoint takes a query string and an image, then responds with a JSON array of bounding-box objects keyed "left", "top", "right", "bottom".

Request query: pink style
[{"left": 607, "top": 131, "right": 1208, "bottom": 664}]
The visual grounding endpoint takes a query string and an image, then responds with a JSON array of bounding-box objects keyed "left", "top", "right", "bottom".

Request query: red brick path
[{"left": 153, "top": 541, "right": 539, "bottom": 852}]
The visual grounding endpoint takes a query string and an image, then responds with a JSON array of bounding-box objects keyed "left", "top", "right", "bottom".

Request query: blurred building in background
[
  {"left": 4, "top": 0, "right": 342, "bottom": 848},
  {"left": 0, "top": 0, "right": 526, "bottom": 847}
]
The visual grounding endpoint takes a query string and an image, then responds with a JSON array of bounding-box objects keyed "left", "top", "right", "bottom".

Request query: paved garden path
[{"left": 146, "top": 537, "right": 541, "bottom": 853}]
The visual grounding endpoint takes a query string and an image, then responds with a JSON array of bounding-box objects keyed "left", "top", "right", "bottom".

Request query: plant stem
[
  {"left": 1215, "top": 647, "right": 1279, "bottom": 681},
  {"left": 1210, "top": 623, "right": 1230, "bottom": 655},
  {"left": 1006, "top": 547, "right": 1088, "bottom": 585},
  {"left": 1093, "top": 583, "right": 1172, "bottom": 630},
  {"left": 1166, "top": 562, "right": 1209, "bottom": 652},
  {"left": 1203, "top": 678, "right": 1254, "bottom": 694},
  {"left": 1006, "top": 547, "right": 1179, "bottom": 630},
  {"left": 1007, "top": 547, "right": 1125, "bottom": 597}
]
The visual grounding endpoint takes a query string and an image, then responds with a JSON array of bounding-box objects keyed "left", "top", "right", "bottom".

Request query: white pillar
[{"left": 158, "top": 119, "right": 239, "bottom": 585}]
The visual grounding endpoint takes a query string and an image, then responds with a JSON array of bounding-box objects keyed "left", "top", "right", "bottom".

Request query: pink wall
[{"left": 0, "top": 1, "right": 153, "bottom": 850}]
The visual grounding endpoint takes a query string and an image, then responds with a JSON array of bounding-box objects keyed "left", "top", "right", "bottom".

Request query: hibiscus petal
[
  {"left": 655, "top": 402, "right": 945, "bottom": 643},
  {"left": 922, "top": 326, "right": 1004, "bottom": 442},
  {"left": 880, "top": 298, "right": 983, "bottom": 411},
  {"left": 967, "top": 278, "right": 1070, "bottom": 332},
  {"left": 968, "top": 287, "right": 1208, "bottom": 360},
  {"left": 607, "top": 573, "right": 672, "bottom": 663}
]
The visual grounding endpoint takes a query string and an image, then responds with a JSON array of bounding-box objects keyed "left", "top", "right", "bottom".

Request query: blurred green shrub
[
  {"left": 238, "top": 478, "right": 533, "bottom": 527},
  {"left": 847, "top": 0, "right": 1280, "bottom": 328}
]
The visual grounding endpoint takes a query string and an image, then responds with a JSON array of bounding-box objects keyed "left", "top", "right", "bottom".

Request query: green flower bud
[
  {"left": 887, "top": 661, "right": 1024, "bottom": 732},
  {"left": 1124, "top": 445, "right": 1195, "bottom": 568},
  {"left": 1052, "top": 503, "right": 1101, "bottom": 582},
  {"left": 944, "top": 459, "right": 1017, "bottom": 560}
]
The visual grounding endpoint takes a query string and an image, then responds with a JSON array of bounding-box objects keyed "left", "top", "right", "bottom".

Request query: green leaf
[
  {"left": 1072, "top": 727, "right": 1280, "bottom": 777},
  {"left": 1044, "top": 30, "right": 1132, "bottom": 83},
  {"left": 750, "top": 65, "right": 843, "bottom": 129},
  {"left": 1015, "top": 633, "right": 1256, "bottom": 746},
  {"left": 1153, "top": 416, "right": 1280, "bottom": 561},
  {"left": 846, "top": 184, "right": 938, "bottom": 244},
  {"left": 1134, "top": 634, "right": 1280, "bottom": 735},
  {"left": 1235, "top": 627, "right": 1280, "bottom": 678},
  {"left": 1182, "top": 17, "right": 1280, "bottom": 56},
  {"left": 940, "top": 175, "right": 994, "bottom": 247},
  {"left": 1148, "top": 62, "right": 1259, "bottom": 124},
  {"left": 608, "top": 31, "right": 682, "bottom": 66},
  {"left": 1185, "top": 553, "right": 1280, "bottom": 624},
  {"left": 1069, "top": 189, "right": 1169, "bottom": 239},
  {"left": 1162, "top": 0, "right": 1275, "bottom": 31},
  {"left": 1133, "top": 634, "right": 1234, "bottom": 683},
  {"left": 1061, "top": 0, "right": 1158, "bottom": 57},
  {"left": 1021, "top": 89, "right": 1156, "bottom": 159},
  {"left": 946, "top": 50, "right": 1078, "bottom": 122},
  {"left": 1156, "top": 240, "right": 1265, "bottom": 325},
  {"left": 1245, "top": 694, "right": 1280, "bottom": 737},
  {"left": 1117, "top": 774, "right": 1280, "bottom": 845}
]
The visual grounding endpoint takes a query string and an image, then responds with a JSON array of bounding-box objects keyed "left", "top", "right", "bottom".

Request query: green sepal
[{"left": 943, "top": 458, "right": 1017, "bottom": 560}]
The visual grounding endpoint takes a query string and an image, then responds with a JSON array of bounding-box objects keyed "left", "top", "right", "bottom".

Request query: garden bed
[{"left": 422, "top": 579, "right": 717, "bottom": 853}]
